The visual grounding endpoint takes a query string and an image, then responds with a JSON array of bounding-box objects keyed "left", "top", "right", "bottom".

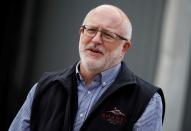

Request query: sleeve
[
  {"left": 133, "top": 92, "right": 163, "bottom": 131},
  {"left": 8, "top": 83, "right": 38, "bottom": 131}
]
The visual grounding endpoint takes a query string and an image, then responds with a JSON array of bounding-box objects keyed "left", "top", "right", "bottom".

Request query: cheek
[
  {"left": 107, "top": 45, "right": 123, "bottom": 56},
  {"left": 79, "top": 37, "right": 91, "bottom": 50},
  {"left": 79, "top": 37, "right": 86, "bottom": 49},
  {"left": 105, "top": 44, "right": 119, "bottom": 53},
  {"left": 80, "top": 35, "right": 91, "bottom": 44}
]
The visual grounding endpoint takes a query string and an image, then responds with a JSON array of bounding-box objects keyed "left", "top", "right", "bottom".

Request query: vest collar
[{"left": 56, "top": 61, "right": 136, "bottom": 88}]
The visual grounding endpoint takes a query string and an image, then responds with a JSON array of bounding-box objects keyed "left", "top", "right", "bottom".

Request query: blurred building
[{"left": 1, "top": 0, "right": 191, "bottom": 130}]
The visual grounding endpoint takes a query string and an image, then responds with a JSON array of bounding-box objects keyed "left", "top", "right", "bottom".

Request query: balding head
[
  {"left": 83, "top": 4, "right": 132, "bottom": 40},
  {"left": 79, "top": 4, "right": 132, "bottom": 74}
]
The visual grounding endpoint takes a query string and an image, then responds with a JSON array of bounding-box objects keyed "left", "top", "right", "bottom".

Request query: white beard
[
  {"left": 79, "top": 44, "right": 122, "bottom": 73},
  {"left": 80, "top": 55, "right": 105, "bottom": 72}
]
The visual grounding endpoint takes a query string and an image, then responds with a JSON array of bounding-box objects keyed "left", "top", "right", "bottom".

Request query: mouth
[{"left": 87, "top": 48, "right": 104, "bottom": 55}]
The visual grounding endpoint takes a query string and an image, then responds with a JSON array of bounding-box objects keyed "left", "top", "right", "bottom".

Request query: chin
[{"left": 83, "top": 58, "right": 105, "bottom": 71}]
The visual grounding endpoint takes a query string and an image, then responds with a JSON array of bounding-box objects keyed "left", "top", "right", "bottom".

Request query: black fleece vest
[{"left": 30, "top": 62, "right": 165, "bottom": 131}]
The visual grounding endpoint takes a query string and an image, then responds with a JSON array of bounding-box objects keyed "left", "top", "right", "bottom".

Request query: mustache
[{"left": 84, "top": 44, "right": 105, "bottom": 54}]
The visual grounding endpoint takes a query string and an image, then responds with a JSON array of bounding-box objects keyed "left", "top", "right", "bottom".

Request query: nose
[{"left": 91, "top": 31, "right": 103, "bottom": 44}]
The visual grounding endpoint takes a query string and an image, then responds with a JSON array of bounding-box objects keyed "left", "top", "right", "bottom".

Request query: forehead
[{"left": 85, "top": 7, "right": 124, "bottom": 31}]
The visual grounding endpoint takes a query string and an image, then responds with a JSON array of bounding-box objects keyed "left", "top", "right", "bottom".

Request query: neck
[{"left": 79, "top": 64, "right": 99, "bottom": 86}]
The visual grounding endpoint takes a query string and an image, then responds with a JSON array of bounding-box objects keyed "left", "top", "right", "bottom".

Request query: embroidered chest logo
[{"left": 101, "top": 107, "right": 127, "bottom": 125}]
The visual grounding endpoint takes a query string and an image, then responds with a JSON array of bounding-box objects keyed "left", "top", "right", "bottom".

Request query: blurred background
[{"left": 1, "top": 0, "right": 191, "bottom": 130}]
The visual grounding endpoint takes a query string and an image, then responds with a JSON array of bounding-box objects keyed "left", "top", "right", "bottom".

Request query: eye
[
  {"left": 86, "top": 28, "right": 97, "bottom": 34},
  {"left": 102, "top": 32, "right": 115, "bottom": 39}
]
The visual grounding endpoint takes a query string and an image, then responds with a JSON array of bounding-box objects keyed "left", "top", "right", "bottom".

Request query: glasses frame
[{"left": 80, "top": 25, "right": 129, "bottom": 42}]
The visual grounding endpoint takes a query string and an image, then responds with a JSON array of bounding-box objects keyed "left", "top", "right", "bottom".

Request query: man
[{"left": 9, "top": 4, "right": 165, "bottom": 131}]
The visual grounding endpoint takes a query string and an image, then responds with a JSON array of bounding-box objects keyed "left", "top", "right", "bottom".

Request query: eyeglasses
[{"left": 80, "top": 25, "right": 128, "bottom": 42}]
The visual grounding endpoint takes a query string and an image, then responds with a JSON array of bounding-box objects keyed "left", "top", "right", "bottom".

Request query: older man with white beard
[{"left": 9, "top": 4, "right": 165, "bottom": 131}]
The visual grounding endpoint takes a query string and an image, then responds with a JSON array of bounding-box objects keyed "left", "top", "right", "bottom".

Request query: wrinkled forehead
[{"left": 84, "top": 6, "right": 124, "bottom": 31}]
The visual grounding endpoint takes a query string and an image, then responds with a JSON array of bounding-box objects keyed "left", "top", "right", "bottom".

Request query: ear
[
  {"left": 122, "top": 40, "right": 131, "bottom": 53},
  {"left": 79, "top": 27, "right": 84, "bottom": 35}
]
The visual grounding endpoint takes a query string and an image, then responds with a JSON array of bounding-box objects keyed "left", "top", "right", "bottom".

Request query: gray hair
[{"left": 82, "top": 4, "right": 132, "bottom": 40}]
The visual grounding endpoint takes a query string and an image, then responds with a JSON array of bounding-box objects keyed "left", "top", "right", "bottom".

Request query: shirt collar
[
  {"left": 75, "top": 61, "right": 121, "bottom": 87},
  {"left": 76, "top": 61, "right": 83, "bottom": 81}
]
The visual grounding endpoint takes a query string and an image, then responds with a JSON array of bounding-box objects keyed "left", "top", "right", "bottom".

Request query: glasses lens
[
  {"left": 84, "top": 26, "right": 98, "bottom": 37},
  {"left": 81, "top": 25, "right": 127, "bottom": 42},
  {"left": 101, "top": 31, "right": 116, "bottom": 42}
]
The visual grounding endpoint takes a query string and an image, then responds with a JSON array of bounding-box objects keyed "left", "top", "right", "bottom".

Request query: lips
[
  {"left": 89, "top": 48, "right": 102, "bottom": 54},
  {"left": 86, "top": 48, "right": 104, "bottom": 55}
]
